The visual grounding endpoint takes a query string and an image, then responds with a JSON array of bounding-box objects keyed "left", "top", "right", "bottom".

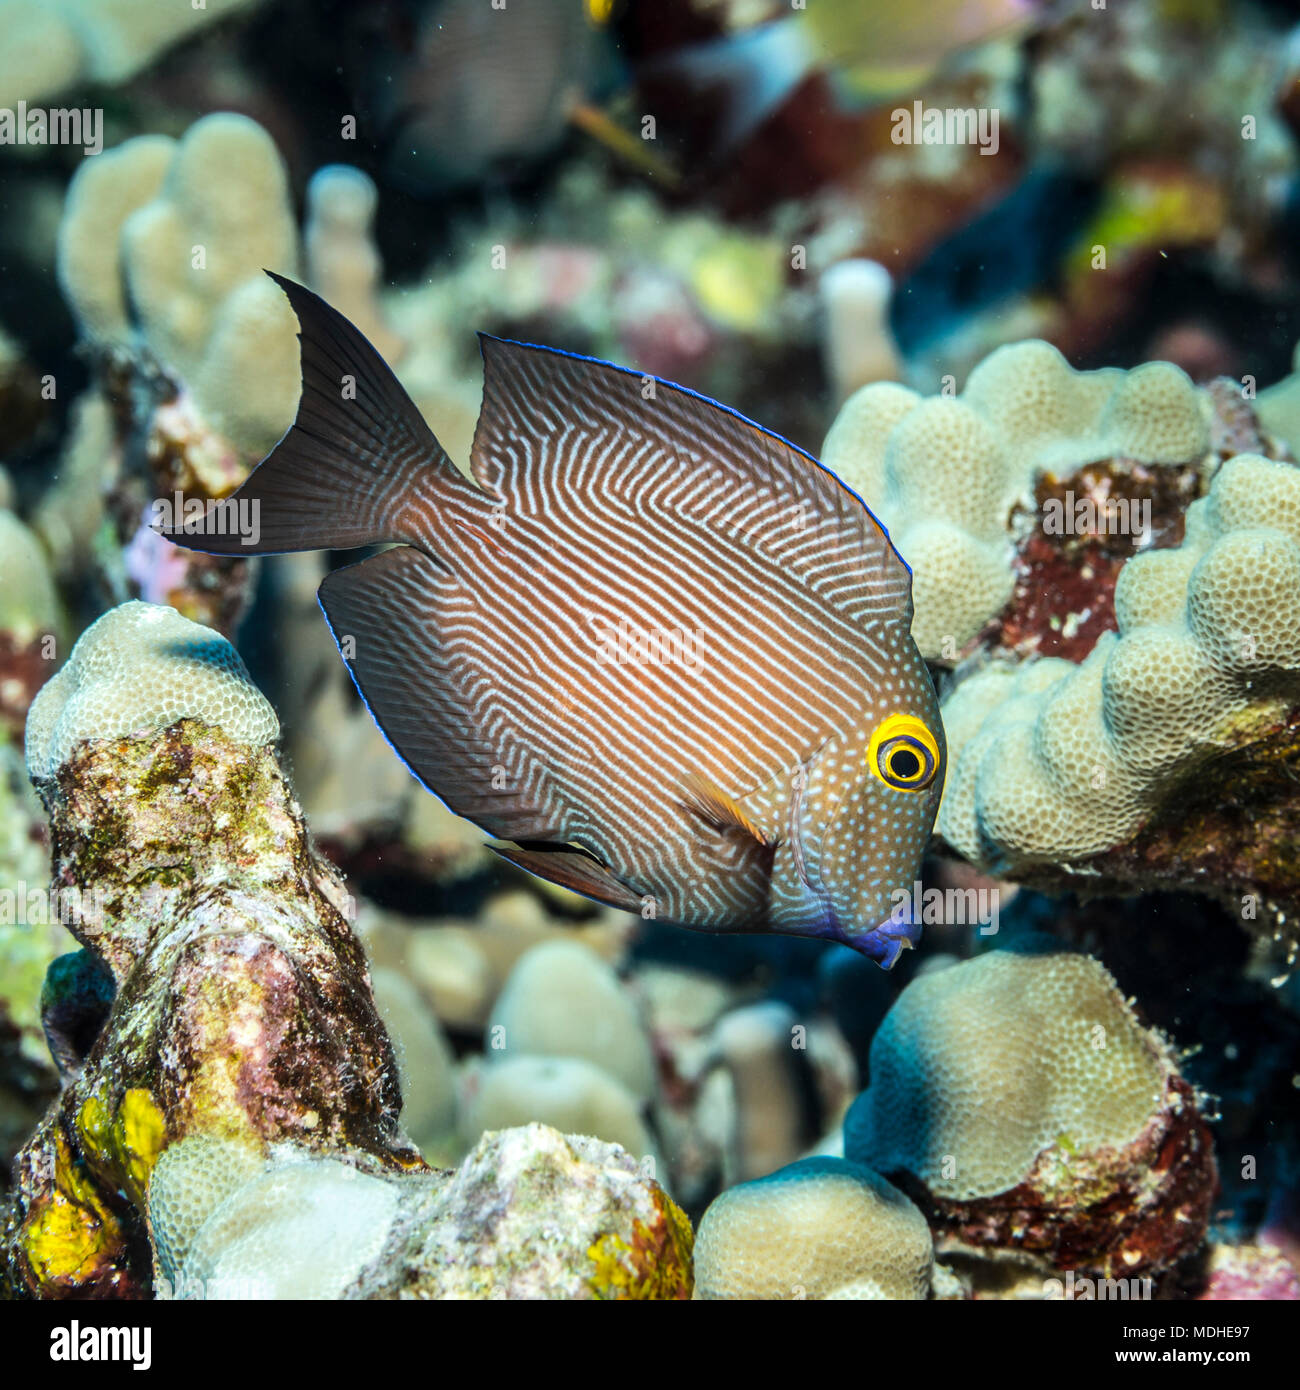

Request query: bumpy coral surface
[
  {"left": 464, "top": 1055, "right": 657, "bottom": 1170},
  {"left": 60, "top": 113, "right": 300, "bottom": 459},
  {"left": 485, "top": 940, "right": 655, "bottom": 1101},
  {"left": 692, "top": 1156, "right": 933, "bottom": 1300},
  {"left": 844, "top": 942, "right": 1216, "bottom": 1280},
  {"left": 151, "top": 1138, "right": 400, "bottom": 1299},
  {"left": 154, "top": 1124, "right": 695, "bottom": 1300},
  {"left": 937, "top": 452, "right": 1300, "bottom": 934},
  {"left": 25, "top": 602, "right": 279, "bottom": 782},
  {"left": 822, "top": 340, "right": 1211, "bottom": 661}
]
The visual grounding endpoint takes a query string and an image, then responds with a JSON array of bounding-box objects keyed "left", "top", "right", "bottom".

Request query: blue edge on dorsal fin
[{"left": 474, "top": 331, "right": 914, "bottom": 581}]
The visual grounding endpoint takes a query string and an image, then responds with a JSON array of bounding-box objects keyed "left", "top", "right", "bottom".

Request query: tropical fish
[
  {"left": 646, "top": 0, "right": 1039, "bottom": 154},
  {"left": 376, "top": 0, "right": 676, "bottom": 190},
  {"left": 168, "top": 274, "right": 945, "bottom": 967}
]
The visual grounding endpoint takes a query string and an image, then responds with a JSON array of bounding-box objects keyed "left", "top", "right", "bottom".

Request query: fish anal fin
[
  {"left": 491, "top": 844, "right": 645, "bottom": 914},
  {"left": 318, "top": 544, "right": 557, "bottom": 844},
  {"left": 679, "top": 773, "right": 771, "bottom": 847}
]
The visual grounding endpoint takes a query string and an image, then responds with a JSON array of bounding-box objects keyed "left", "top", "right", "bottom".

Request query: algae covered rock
[
  {"left": 371, "top": 1124, "right": 692, "bottom": 1300},
  {"left": 3, "top": 602, "right": 415, "bottom": 1298},
  {"left": 844, "top": 940, "right": 1217, "bottom": 1282}
]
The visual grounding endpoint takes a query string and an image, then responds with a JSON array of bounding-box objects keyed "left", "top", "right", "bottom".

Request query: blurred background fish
[
  {"left": 375, "top": 0, "right": 674, "bottom": 191},
  {"left": 644, "top": 0, "right": 1042, "bottom": 154}
]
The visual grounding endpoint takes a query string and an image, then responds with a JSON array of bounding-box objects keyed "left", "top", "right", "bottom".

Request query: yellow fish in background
[{"left": 648, "top": 0, "right": 1041, "bottom": 152}]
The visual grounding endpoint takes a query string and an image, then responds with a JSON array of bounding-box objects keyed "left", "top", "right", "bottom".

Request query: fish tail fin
[
  {"left": 166, "top": 271, "right": 471, "bottom": 557},
  {"left": 644, "top": 20, "right": 811, "bottom": 157}
]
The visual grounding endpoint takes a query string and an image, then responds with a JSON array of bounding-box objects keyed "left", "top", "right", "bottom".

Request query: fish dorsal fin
[
  {"left": 469, "top": 336, "right": 912, "bottom": 626},
  {"left": 679, "top": 773, "right": 771, "bottom": 846}
]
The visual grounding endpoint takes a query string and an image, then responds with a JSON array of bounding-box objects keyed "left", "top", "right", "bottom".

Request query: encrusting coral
[
  {"left": 692, "top": 1156, "right": 933, "bottom": 1300},
  {"left": 843, "top": 941, "right": 1217, "bottom": 1284}
]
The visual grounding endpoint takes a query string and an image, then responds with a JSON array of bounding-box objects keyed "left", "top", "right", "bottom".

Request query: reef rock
[{"left": 2, "top": 602, "right": 415, "bottom": 1297}]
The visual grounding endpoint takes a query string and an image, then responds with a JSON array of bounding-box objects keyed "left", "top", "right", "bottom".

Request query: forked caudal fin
[{"left": 163, "top": 271, "right": 472, "bottom": 557}]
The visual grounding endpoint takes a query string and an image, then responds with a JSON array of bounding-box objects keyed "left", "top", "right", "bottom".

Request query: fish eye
[{"left": 867, "top": 714, "right": 940, "bottom": 792}]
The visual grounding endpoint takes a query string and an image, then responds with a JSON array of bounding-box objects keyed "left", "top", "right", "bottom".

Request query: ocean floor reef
[{"left": 0, "top": 0, "right": 1299, "bottom": 1305}]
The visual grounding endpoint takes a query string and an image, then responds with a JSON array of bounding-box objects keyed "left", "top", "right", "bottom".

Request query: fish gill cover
[{"left": 0, "top": 0, "right": 1296, "bottom": 1329}]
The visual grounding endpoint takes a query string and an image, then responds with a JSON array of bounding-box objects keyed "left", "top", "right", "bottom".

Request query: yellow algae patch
[
  {"left": 20, "top": 1131, "right": 125, "bottom": 1294},
  {"left": 587, "top": 1190, "right": 694, "bottom": 1300},
  {"left": 75, "top": 1087, "right": 167, "bottom": 1209}
]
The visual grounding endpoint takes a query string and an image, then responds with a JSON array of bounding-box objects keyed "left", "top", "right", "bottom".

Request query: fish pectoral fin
[
  {"left": 490, "top": 844, "right": 645, "bottom": 914},
  {"left": 678, "top": 773, "right": 771, "bottom": 848}
]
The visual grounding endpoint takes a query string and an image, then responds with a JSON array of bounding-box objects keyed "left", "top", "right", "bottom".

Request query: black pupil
[{"left": 889, "top": 745, "right": 922, "bottom": 780}]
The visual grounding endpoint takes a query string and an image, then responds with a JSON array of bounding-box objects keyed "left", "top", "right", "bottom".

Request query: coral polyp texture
[
  {"left": 937, "top": 451, "right": 1300, "bottom": 933},
  {"left": 843, "top": 942, "right": 1216, "bottom": 1282},
  {"left": 692, "top": 1157, "right": 933, "bottom": 1300},
  {"left": 150, "top": 1123, "right": 692, "bottom": 1300},
  {"left": 821, "top": 340, "right": 1213, "bottom": 663},
  {"left": 25, "top": 601, "right": 278, "bottom": 782}
]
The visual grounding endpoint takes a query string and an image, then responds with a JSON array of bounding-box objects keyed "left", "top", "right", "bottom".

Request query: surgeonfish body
[
  {"left": 379, "top": 0, "right": 603, "bottom": 191},
  {"left": 171, "top": 274, "right": 945, "bottom": 967}
]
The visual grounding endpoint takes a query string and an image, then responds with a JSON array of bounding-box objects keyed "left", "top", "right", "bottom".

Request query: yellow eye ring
[{"left": 867, "top": 713, "right": 940, "bottom": 792}]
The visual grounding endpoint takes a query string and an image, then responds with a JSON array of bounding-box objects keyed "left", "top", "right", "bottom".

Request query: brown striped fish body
[{"left": 171, "top": 274, "right": 945, "bottom": 966}]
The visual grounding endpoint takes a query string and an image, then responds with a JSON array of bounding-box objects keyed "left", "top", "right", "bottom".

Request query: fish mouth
[
  {"left": 806, "top": 900, "right": 917, "bottom": 967},
  {"left": 829, "top": 909, "right": 921, "bottom": 969}
]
